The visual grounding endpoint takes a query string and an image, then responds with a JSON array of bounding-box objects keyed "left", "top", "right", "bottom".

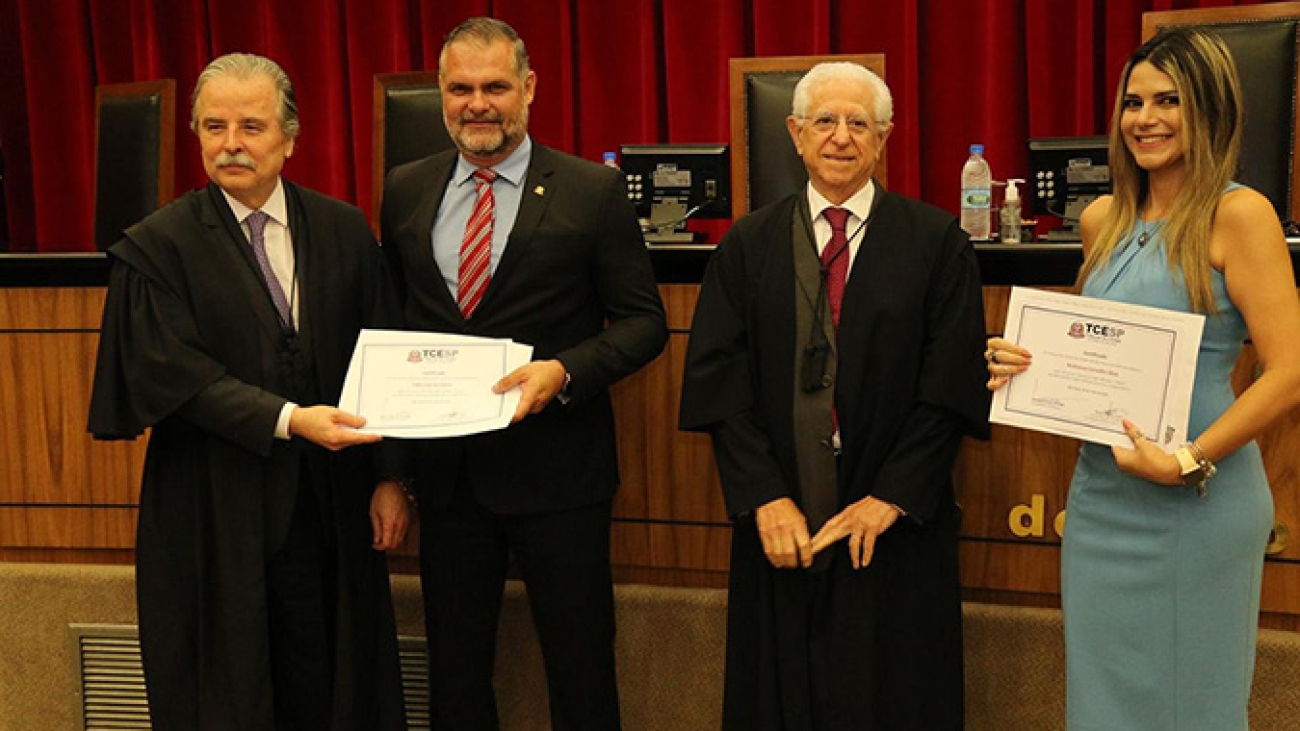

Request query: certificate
[
  {"left": 338, "top": 329, "right": 534, "bottom": 438},
  {"left": 990, "top": 287, "right": 1204, "bottom": 450}
]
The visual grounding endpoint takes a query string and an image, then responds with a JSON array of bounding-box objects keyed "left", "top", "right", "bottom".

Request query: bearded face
[{"left": 439, "top": 39, "right": 536, "bottom": 167}]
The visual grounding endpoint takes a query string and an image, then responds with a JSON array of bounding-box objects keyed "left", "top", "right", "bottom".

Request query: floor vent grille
[{"left": 72, "top": 625, "right": 430, "bottom": 730}]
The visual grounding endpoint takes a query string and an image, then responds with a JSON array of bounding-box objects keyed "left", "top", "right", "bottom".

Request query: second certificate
[{"left": 992, "top": 287, "right": 1204, "bottom": 450}]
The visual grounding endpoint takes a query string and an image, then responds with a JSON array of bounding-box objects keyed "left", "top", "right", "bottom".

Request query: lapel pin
[{"left": 534, "top": 185, "right": 546, "bottom": 196}]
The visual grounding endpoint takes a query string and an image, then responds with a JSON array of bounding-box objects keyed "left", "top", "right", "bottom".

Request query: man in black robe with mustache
[{"left": 89, "top": 53, "right": 408, "bottom": 730}]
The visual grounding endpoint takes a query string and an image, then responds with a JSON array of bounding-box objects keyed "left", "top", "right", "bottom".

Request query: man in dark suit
[
  {"left": 380, "top": 16, "right": 667, "bottom": 731},
  {"left": 89, "top": 53, "right": 408, "bottom": 730},
  {"left": 680, "top": 62, "right": 990, "bottom": 730}
]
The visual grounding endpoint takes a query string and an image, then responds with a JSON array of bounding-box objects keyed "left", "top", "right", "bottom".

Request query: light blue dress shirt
[{"left": 431, "top": 136, "right": 533, "bottom": 298}]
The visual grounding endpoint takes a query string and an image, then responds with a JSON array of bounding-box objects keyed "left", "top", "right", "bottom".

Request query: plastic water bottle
[{"left": 960, "top": 144, "right": 992, "bottom": 240}]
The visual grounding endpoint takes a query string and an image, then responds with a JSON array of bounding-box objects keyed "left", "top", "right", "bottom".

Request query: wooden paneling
[
  {"left": 0, "top": 506, "right": 136, "bottom": 548},
  {"left": 0, "top": 548, "right": 134, "bottom": 564},
  {"left": 1238, "top": 350, "right": 1300, "bottom": 565},
  {"left": 1261, "top": 613, "right": 1300, "bottom": 632},
  {"left": 608, "top": 287, "right": 730, "bottom": 582},
  {"left": 6, "top": 282, "right": 1300, "bottom": 628},
  {"left": 956, "top": 426, "right": 1076, "bottom": 546},
  {"left": 607, "top": 281, "right": 1300, "bottom": 626},
  {"left": 982, "top": 285, "right": 1074, "bottom": 335},
  {"left": 659, "top": 284, "right": 700, "bottom": 331},
  {"left": 0, "top": 287, "right": 106, "bottom": 330},
  {"left": 1262, "top": 563, "right": 1300, "bottom": 615},
  {"left": 612, "top": 332, "right": 727, "bottom": 524},
  {"left": 1, "top": 287, "right": 146, "bottom": 562},
  {"left": 0, "top": 332, "right": 145, "bottom": 505},
  {"left": 959, "top": 540, "right": 1062, "bottom": 596},
  {"left": 611, "top": 521, "right": 731, "bottom": 573}
]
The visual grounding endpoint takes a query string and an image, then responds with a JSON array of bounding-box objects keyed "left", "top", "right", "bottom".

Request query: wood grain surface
[{"left": 6, "top": 284, "right": 1300, "bottom": 626}]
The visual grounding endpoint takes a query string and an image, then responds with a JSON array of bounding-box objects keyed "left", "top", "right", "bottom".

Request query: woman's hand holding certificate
[{"left": 988, "top": 287, "right": 1204, "bottom": 451}]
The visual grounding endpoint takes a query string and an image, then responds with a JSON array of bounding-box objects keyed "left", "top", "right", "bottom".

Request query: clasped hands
[
  {"left": 985, "top": 336, "right": 1181, "bottom": 486},
  {"left": 755, "top": 496, "right": 902, "bottom": 570}
]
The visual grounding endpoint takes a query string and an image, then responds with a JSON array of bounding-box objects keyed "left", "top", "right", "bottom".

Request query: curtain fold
[{"left": 0, "top": 0, "right": 1265, "bottom": 252}]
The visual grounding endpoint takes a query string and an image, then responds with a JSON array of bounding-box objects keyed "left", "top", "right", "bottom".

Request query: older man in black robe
[
  {"left": 88, "top": 53, "right": 407, "bottom": 730},
  {"left": 680, "top": 62, "right": 990, "bottom": 730}
]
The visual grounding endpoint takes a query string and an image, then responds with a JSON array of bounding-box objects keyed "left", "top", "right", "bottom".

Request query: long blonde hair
[{"left": 1077, "top": 28, "right": 1242, "bottom": 314}]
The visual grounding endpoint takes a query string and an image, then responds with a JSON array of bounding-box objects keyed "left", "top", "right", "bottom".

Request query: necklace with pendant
[{"left": 1136, "top": 219, "right": 1163, "bottom": 247}]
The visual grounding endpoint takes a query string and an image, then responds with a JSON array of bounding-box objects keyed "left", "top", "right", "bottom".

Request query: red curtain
[{"left": 0, "top": 0, "right": 1261, "bottom": 252}]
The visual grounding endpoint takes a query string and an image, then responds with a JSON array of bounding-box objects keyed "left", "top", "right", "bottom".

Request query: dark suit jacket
[{"left": 381, "top": 143, "right": 667, "bottom": 514}]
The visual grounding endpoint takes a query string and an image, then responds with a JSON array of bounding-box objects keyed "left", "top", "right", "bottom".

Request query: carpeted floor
[{"left": 3, "top": 563, "right": 1299, "bottom": 730}]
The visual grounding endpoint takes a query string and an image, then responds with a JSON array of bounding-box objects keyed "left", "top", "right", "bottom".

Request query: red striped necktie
[
  {"left": 821, "top": 206, "right": 850, "bottom": 328},
  {"left": 822, "top": 206, "right": 851, "bottom": 440},
  {"left": 458, "top": 167, "right": 499, "bottom": 317}
]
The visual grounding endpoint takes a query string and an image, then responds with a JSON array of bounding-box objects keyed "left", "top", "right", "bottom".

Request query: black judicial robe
[
  {"left": 88, "top": 182, "right": 406, "bottom": 730},
  {"left": 680, "top": 187, "right": 990, "bottom": 731}
]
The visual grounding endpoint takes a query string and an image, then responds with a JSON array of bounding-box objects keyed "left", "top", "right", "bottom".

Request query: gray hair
[
  {"left": 190, "top": 53, "right": 300, "bottom": 138},
  {"left": 439, "top": 17, "right": 531, "bottom": 80},
  {"left": 791, "top": 62, "right": 893, "bottom": 124}
]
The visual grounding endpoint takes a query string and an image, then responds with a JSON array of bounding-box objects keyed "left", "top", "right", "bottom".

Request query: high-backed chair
[
  {"left": 93, "top": 79, "right": 175, "bottom": 250},
  {"left": 728, "top": 54, "right": 886, "bottom": 218},
  {"left": 372, "top": 71, "right": 455, "bottom": 225},
  {"left": 1144, "top": 3, "right": 1300, "bottom": 224}
]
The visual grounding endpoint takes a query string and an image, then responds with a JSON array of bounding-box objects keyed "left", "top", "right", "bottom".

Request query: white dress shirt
[
  {"left": 221, "top": 180, "right": 299, "bottom": 440},
  {"left": 805, "top": 180, "right": 875, "bottom": 278}
]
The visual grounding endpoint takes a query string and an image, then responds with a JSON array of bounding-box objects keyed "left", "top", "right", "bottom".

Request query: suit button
[{"left": 820, "top": 375, "right": 833, "bottom": 388}]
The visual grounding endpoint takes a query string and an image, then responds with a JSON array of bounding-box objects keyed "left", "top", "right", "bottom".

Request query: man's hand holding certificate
[
  {"left": 338, "top": 329, "right": 535, "bottom": 438},
  {"left": 990, "top": 287, "right": 1204, "bottom": 451}
]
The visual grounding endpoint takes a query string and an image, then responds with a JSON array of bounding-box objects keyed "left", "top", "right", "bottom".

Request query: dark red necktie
[
  {"left": 821, "top": 207, "right": 850, "bottom": 328},
  {"left": 458, "top": 167, "right": 498, "bottom": 317}
]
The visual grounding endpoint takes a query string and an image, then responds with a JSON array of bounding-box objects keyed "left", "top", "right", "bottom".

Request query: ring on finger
[{"left": 985, "top": 348, "right": 1000, "bottom": 364}]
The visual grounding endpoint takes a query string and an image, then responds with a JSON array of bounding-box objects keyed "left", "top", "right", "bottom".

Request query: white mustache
[{"left": 215, "top": 152, "right": 256, "bottom": 169}]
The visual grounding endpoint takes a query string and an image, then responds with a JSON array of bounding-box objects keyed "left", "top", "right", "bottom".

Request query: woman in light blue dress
[{"left": 988, "top": 29, "right": 1300, "bottom": 730}]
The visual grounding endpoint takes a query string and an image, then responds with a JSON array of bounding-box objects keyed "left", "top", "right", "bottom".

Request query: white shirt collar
[
  {"left": 222, "top": 178, "right": 289, "bottom": 227},
  {"left": 806, "top": 179, "right": 875, "bottom": 224}
]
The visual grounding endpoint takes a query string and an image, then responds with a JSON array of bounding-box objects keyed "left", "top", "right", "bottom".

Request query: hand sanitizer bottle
[{"left": 1000, "top": 178, "right": 1024, "bottom": 244}]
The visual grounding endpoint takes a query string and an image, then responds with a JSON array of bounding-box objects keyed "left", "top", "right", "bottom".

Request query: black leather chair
[
  {"left": 728, "top": 54, "right": 886, "bottom": 218},
  {"left": 1145, "top": 4, "right": 1300, "bottom": 224},
  {"left": 372, "top": 71, "right": 455, "bottom": 225},
  {"left": 93, "top": 79, "right": 175, "bottom": 250}
]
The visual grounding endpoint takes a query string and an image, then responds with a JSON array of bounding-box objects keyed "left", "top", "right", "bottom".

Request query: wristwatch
[
  {"left": 556, "top": 371, "right": 573, "bottom": 405},
  {"left": 1174, "top": 447, "right": 1205, "bottom": 486},
  {"left": 1174, "top": 443, "right": 1215, "bottom": 496}
]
